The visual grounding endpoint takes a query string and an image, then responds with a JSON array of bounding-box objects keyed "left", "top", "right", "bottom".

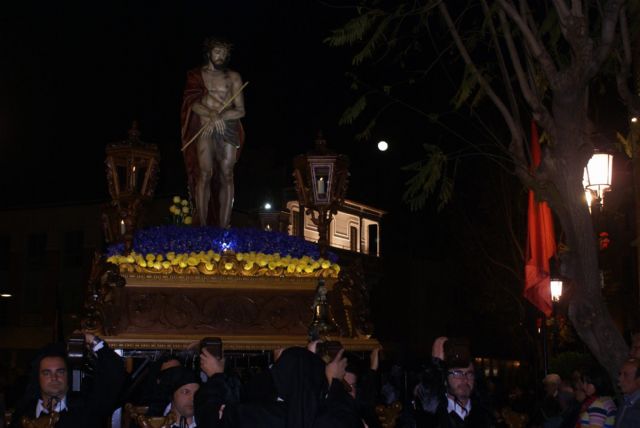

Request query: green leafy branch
[{"left": 402, "top": 144, "right": 456, "bottom": 211}]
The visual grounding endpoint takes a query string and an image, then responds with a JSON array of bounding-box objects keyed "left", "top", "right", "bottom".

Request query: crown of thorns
[{"left": 203, "top": 37, "right": 233, "bottom": 54}]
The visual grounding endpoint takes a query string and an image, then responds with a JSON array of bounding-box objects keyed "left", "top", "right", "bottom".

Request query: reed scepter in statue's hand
[{"left": 181, "top": 81, "right": 249, "bottom": 152}]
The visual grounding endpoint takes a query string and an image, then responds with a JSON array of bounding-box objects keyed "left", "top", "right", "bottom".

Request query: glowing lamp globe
[{"left": 550, "top": 279, "right": 563, "bottom": 303}]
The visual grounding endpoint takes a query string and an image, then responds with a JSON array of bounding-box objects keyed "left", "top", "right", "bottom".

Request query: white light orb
[{"left": 377, "top": 141, "right": 389, "bottom": 152}]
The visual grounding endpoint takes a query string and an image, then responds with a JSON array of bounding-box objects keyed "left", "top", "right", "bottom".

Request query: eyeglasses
[
  {"left": 448, "top": 370, "right": 475, "bottom": 380},
  {"left": 40, "top": 368, "right": 67, "bottom": 379}
]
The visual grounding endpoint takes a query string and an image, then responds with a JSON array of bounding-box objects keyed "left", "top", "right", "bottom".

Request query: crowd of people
[{"left": 3, "top": 333, "right": 640, "bottom": 428}]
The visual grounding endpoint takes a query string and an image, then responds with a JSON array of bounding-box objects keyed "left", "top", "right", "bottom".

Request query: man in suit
[
  {"left": 415, "top": 337, "right": 495, "bottom": 428},
  {"left": 615, "top": 358, "right": 640, "bottom": 428},
  {"left": 11, "top": 332, "right": 125, "bottom": 428},
  {"left": 163, "top": 367, "right": 200, "bottom": 428}
]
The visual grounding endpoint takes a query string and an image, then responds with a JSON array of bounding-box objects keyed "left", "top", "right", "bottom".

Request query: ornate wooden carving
[
  {"left": 20, "top": 412, "right": 60, "bottom": 428},
  {"left": 501, "top": 408, "right": 529, "bottom": 428},
  {"left": 82, "top": 254, "right": 126, "bottom": 335},
  {"left": 329, "top": 258, "right": 374, "bottom": 338},
  {"left": 116, "top": 289, "right": 312, "bottom": 335},
  {"left": 375, "top": 401, "right": 402, "bottom": 428},
  {"left": 81, "top": 257, "right": 380, "bottom": 351},
  {"left": 124, "top": 404, "right": 176, "bottom": 428}
]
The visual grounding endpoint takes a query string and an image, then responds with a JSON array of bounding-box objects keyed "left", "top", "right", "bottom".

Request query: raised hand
[
  {"left": 200, "top": 347, "right": 225, "bottom": 378},
  {"left": 325, "top": 348, "right": 347, "bottom": 382},
  {"left": 432, "top": 336, "right": 448, "bottom": 360}
]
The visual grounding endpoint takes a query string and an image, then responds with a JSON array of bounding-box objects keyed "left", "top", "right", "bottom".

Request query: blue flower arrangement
[{"left": 107, "top": 225, "right": 339, "bottom": 263}]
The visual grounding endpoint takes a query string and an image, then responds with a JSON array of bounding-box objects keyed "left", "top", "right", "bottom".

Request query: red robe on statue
[{"left": 180, "top": 68, "right": 245, "bottom": 226}]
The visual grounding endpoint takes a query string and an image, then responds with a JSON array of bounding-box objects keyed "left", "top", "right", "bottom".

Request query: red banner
[{"left": 524, "top": 121, "right": 556, "bottom": 316}]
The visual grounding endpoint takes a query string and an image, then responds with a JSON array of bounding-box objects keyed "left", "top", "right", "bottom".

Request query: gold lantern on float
[
  {"left": 102, "top": 122, "right": 160, "bottom": 253},
  {"left": 292, "top": 132, "right": 349, "bottom": 258}
]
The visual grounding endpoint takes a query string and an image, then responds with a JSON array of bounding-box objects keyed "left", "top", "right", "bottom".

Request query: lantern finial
[
  {"left": 128, "top": 120, "right": 141, "bottom": 143},
  {"left": 314, "top": 130, "right": 328, "bottom": 153}
]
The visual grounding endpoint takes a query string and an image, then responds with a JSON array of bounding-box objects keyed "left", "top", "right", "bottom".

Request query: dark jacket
[
  {"left": 313, "top": 379, "right": 364, "bottom": 428},
  {"left": 355, "top": 368, "right": 382, "bottom": 428},
  {"left": 222, "top": 347, "right": 362, "bottom": 428},
  {"left": 194, "top": 373, "right": 229, "bottom": 428},
  {"left": 415, "top": 398, "right": 495, "bottom": 428},
  {"left": 615, "top": 390, "right": 640, "bottom": 428}
]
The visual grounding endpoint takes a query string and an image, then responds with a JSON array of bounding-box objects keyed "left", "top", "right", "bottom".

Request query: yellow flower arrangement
[
  {"left": 169, "top": 196, "right": 193, "bottom": 226},
  {"left": 106, "top": 250, "right": 340, "bottom": 278}
]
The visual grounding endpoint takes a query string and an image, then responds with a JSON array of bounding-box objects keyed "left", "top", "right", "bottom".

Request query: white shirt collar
[
  {"left": 36, "top": 396, "right": 68, "bottom": 418},
  {"left": 447, "top": 394, "right": 471, "bottom": 420},
  {"left": 163, "top": 402, "right": 197, "bottom": 428}
]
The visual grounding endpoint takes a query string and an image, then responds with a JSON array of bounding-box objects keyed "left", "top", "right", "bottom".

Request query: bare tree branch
[
  {"left": 498, "top": 0, "right": 558, "bottom": 82},
  {"left": 480, "top": 0, "right": 521, "bottom": 125},
  {"left": 571, "top": 0, "right": 583, "bottom": 16},
  {"left": 518, "top": 0, "right": 538, "bottom": 35},
  {"left": 589, "top": 0, "right": 624, "bottom": 78},
  {"left": 552, "top": 0, "right": 571, "bottom": 26},
  {"left": 438, "top": 2, "right": 541, "bottom": 192},
  {"left": 437, "top": 2, "right": 524, "bottom": 151},
  {"left": 619, "top": 6, "right": 632, "bottom": 68},
  {"left": 497, "top": 8, "right": 555, "bottom": 137},
  {"left": 615, "top": 6, "right": 640, "bottom": 116}
]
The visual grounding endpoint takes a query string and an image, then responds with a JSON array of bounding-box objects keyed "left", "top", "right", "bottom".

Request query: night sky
[
  {"left": 0, "top": 0, "right": 458, "bottom": 258},
  {"left": 0, "top": 1, "right": 387, "bottom": 206}
]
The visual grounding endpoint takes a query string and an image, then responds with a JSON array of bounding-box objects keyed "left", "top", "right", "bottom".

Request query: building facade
[{"left": 286, "top": 199, "right": 385, "bottom": 256}]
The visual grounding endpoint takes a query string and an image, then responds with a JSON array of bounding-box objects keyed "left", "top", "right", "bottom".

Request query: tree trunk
[
  {"left": 633, "top": 137, "right": 640, "bottom": 315},
  {"left": 546, "top": 95, "right": 628, "bottom": 378}
]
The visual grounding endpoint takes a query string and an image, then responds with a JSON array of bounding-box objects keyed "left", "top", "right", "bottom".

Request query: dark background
[
  {"left": 1, "top": 1, "right": 369, "bottom": 207},
  {"left": 0, "top": 0, "right": 473, "bottom": 260}
]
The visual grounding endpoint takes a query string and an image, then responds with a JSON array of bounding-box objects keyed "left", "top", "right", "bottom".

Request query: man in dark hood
[
  {"left": 221, "top": 345, "right": 362, "bottom": 428},
  {"left": 271, "top": 347, "right": 329, "bottom": 428}
]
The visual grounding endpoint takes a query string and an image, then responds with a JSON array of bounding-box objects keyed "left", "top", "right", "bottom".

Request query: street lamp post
[
  {"left": 582, "top": 151, "right": 613, "bottom": 291},
  {"left": 550, "top": 278, "right": 563, "bottom": 356},
  {"left": 292, "top": 133, "right": 349, "bottom": 258},
  {"left": 542, "top": 278, "right": 563, "bottom": 375}
]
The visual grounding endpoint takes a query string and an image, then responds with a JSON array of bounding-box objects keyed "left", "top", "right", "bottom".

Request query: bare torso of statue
[
  {"left": 202, "top": 69, "right": 232, "bottom": 111},
  {"left": 185, "top": 38, "right": 245, "bottom": 228}
]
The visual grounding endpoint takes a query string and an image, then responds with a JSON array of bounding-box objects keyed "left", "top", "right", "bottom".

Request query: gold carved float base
[
  {"left": 104, "top": 334, "right": 380, "bottom": 351},
  {"left": 85, "top": 260, "right": 377, "bottom": 351}
]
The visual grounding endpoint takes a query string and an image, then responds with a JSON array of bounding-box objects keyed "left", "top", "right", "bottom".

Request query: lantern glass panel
[
  {"left": 117, "top": 165, "right": 127, "bottom": 192},
  {"left": 584, "top": 153, "right": 612, "bottom": 196},
  {"left": 550, "top": 279, "right": 563, "bottom": 302},
  {"left": 584, "top": 189, "right": 593, "bottom": 211},
  {"left": 312, "top": 165, "right": 331, "bottom": 204},
  {"left": 131, "top": 164, "right": 138, "bottom": 191}
]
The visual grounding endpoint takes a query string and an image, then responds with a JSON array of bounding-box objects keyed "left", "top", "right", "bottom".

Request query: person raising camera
[{"left": 414, "top": 336, "right": 495, "bottom": 428}]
